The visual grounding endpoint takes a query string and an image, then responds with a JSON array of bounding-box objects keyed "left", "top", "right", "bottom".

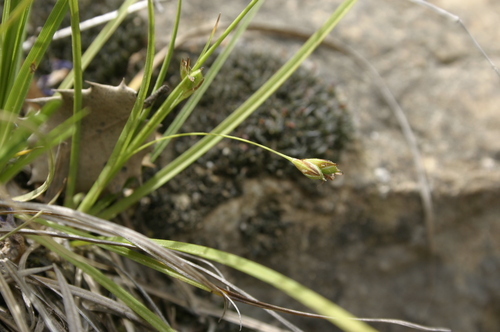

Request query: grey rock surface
[{"left": 146, "top": 1, "right": 500, "bottom": 331}]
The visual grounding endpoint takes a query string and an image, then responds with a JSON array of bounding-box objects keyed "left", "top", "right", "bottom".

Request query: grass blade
[
  {"left": 77, "top": 0, "right": 156, "bottom": 212},
  {"left": 0, "top": 0, "right": 33, "bottom": 107},
  {"left": 129, "top": 0, "right": 263, "bottom": 164},
  {"left": 53, "top": 265, "right": 83, "bottom": 332},
  {"left": 190, "top": 0, "right": 261, "bottom": 72},
  {"left": 1, "top": 258, "right": 66, "bottom": 331},
  {"left": 64, "top": 0, "right": 83, "bottom": 207},
  {"left": 0, "top": 261, "right": 30, "bottom": 332},
  {"left": 153, "top": 240, "right": 377, "bottom": 332},
  {"left": 34, "top": 275, "right": 147, "bottom": 326},
  {"left": 0, "top": 107, "right": 87, "bottom": 183},
  {"left": 31, "top": 235, "right": 175, "bottom": 332},
  {"left": 151, "top": 0, "right": 181, "bottom": 94},
  {"left": 0, "top": 0, "right": 68, "bottom": 151},
  {"left": 150, "top": 0, "right": 264, "bottom": 161}
]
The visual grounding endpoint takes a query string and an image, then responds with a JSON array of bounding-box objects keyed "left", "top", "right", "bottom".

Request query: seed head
[{"left": 291, "top": 158, "right": 343, "bottom": 181}]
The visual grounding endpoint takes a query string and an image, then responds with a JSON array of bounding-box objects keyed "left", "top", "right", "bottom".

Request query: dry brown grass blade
[
  {"left": 126, "top": 279, "right": 293, "bottom": 332},
  {"left": 409, "top": 0, "right": 500, "bottom": 79},
  {"left": 0, "top": 259, "right": 30, "bottom": 332},
  {"left": 97, "top": 250, "right": 170, "bottom": 326},
  {"left": 53, "top": 265, "right": 83, "bottom": 332},
  {"left": 31, "top": 275, "right": 150, "bottom": 328},
  {"left": 17, "top": 266, "right": 53, "bottom": 278},
  {"left": 1, "top": 200, "right": 225, "bottom": 296},
  {"left": 1, "top": 259, "right": 66, "bottom": 331},
  {"left": 0, "top": 227, "right": 137, "bottom": 247},
  {"left": 220, "top": 288, "right": 451, "bottom": 332},
  {"left": 0, "top": 306, "right": 21, "bottom": 331},
  {"left": 1, "top": 200, "right": 306, "bottom": 330}
]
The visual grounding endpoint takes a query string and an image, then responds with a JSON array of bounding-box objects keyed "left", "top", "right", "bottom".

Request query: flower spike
[{"left": 292, "top": 158, "right": 342, "bottom": 181}]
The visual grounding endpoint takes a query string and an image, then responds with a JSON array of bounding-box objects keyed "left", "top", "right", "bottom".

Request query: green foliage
[
  {"left": 0, "top": 0, "right": 400, "bottom": 331},
  {"left": 100, "top": 0, "right": 357, "bottom": 219}
]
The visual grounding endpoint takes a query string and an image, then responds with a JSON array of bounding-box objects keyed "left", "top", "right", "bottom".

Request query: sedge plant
[{"left": 0, "top": 0, "right": 453, "bottom": 331}]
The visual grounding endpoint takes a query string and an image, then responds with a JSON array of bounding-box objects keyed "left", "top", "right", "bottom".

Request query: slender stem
[
  {"left": 130, "top": 132, "right": 294, "bottom": 162},
  {"left": 150, "top": 0, "right": 262, "bottom": 162},
  {"left": 153, "top": 0, "right": 181, "bottom": 89},
  {"left": 190, "top": 0, "right": 260, "bottom": 71},
  {"left": 138, "top": 0, "right": 182, "bottom": 123},
  {"left": 0, "top": 0, "right": 68, "bottom": 154},
  {"left": 64, "top": 0, "right": 83, "bottom": 207}
]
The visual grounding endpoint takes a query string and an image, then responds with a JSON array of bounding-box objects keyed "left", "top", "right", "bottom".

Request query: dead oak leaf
[{"left": 28, "top": 80, "right": 153, "bottom": 195}]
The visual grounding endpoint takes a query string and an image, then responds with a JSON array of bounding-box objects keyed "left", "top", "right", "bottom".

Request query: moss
[
  {"left": 238, "top": 197, "right": 289, "bottom": 258},
  {"left": 141, "top": 48, "right": 354, "bottom": 239}
]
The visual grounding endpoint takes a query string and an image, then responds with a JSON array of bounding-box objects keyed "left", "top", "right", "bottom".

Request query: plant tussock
[{"left": 0, "top": 0, "right": 470, "bottom": 330}]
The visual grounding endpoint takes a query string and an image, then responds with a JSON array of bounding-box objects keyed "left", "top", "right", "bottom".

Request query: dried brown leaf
[{"left": 28, "top": 81, "right": 152, "bottom": 194}]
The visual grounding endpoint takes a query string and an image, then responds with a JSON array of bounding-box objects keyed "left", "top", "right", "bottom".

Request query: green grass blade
[
  {"left": 191, "top": 0, "right": 260, "bottom": 71},
  {"left": 12, "top": 146, "right": 55, "bottom": 201},
  {"left": 0, "top": 0, "right": 32, "bottom": 37},
  {"left": 130, "top": 0, "right": 263, "bottom": 162},
  {"left": 151, "top": 0, "right": 181, "bottom": 97},
  {"left": 92, "top": 243, "right": 212, "bottom": 292},
  {"left": 77, "top": 0, "right": 156, "bottom": 213},
  {"left": 58, "top": 0, "right": 137, "bottom": 89},
  {"left": 0, "top": 100, "right": 60, "bottom": 174},
  {"left": 0, "top": 108, "right": 87, "bottom": 183},
  {"left": 0, "top": 0, "right": 33, "bottom": 107},
  {"left": 64, "top": 0, "right": 83, "bottom": 207},
  {"left": 0, "top": 0, "right": 68, "bottom": 150},
  {"left": 31, "top": 235, "right": 174, "bottom": 332},
  {"left": 100, "top": 0, "right": 358, "bottom": 219},
  {"left": 136, "top": 0, "right": 182, "bottom": 124},
  {"left": 150, "top": 0, "right": 264, "bottom": 161}
]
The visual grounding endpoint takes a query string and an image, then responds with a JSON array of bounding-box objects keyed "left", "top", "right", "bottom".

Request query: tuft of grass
[
  {"left": 0, "top": 0, "right": 455, "bottom": 331},
  {"left": 99, "top": 0, "right": 357, "bottom": 219}
]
